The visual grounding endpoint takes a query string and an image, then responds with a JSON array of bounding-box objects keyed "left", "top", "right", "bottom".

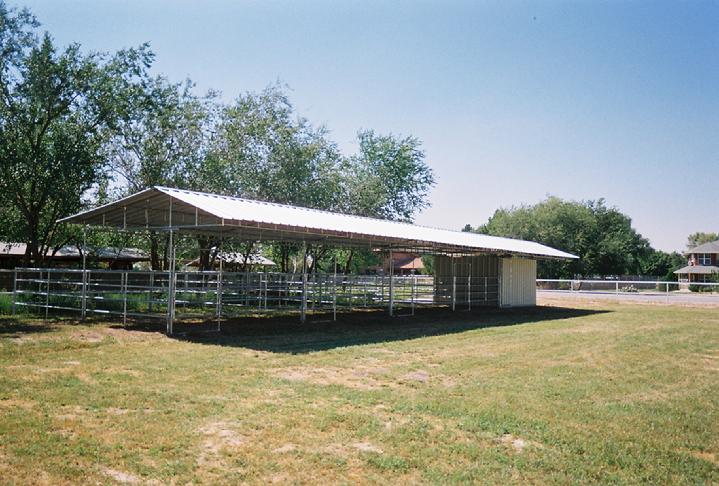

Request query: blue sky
[{"left": 20, "top": 0, "right": 718, "bottom": 251}]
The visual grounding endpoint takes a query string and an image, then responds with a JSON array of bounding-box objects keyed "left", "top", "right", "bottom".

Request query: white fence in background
[{"left": 537, "top": 278, "right": 719, "bottom": 295}]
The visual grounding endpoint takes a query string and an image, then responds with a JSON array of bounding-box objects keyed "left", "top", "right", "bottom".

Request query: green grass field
[{"left": 0, "top": 301, "right": 717, "bottom": 484}]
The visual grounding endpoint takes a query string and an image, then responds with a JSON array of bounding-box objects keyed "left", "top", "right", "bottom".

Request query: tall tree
[
  {"left": 211, "top": 84, "right": 345, "bottom": 271},
  {"left": 475, "top": 197, "right": 651, "bottom": 278},
  {"left": 0, "top": 2, "right": 152, "bottom": 264},
  {"left": 105, "top": 76, "right": 217, "bottom": 269},
  {"left": 344, "top": 129, "right": 435, "bottom": 221}
]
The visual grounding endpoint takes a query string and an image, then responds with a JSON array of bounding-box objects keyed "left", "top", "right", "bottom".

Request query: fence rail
[
  {"left": 6, "top": 268, "right": 499, "bottom": 328},
  {"left": 537, "top": 278, "right": 719, "bottom": 295}
]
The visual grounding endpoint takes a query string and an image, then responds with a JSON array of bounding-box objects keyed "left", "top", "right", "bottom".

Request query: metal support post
[
  {"left": 467, "top": 275, "right": 472, "bottom": 311},
  {"left": 333, "top": 256, "right": 337, "bottom": 321},
  {"left": 217, "top": 238, "right": 223, "bottom": 332},
  {"left": 388, "top": 249, "right": 395, "bottom": 317},
  {"left": 615, "top": 281, "right": 619, "bottom": 295},
  {"left": 148, "top": 272, "right": 154, "bottom": 313},
  {"left": 263, "top": 275, "right": 268, "bottom": 310},
  {"left": 81, "top": 226, "right": 87, "bottom": 319},
  {"left": 452, "top": 277, "right": 457, "bottom": 312},
  {"left": 45, "top": 270, "right": 50, "bottom": 321},
  {"left": 451, "top": 259, "right": 456, "bottom": 311},
  {"left": 122, "top": 272, "right": 128, "bottom": 326},
  {"left": 11, "top": 269, "right": 17, "bottom": 316},
  {"left": 484, "top": 276, "right": 488, "bottom": 302},
  {"left": 467, "top": 263, "right": 472, "bottom": 311},
  {"left": 411, "top": 275, "right": 416, "bottom": 316},
  {"left": 166, "top": 229, "right": 176, "bottom": 335},
  {"left": 300, "top": 243, "right": 307, "bottom": 323},
  {"left": 348, "top": 277, "right": 353, "bottom": 310}
]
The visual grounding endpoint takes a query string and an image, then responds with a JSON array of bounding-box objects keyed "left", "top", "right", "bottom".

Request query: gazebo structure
[{"left": 14, "top": 187, "right": 576, "bottom": 334}]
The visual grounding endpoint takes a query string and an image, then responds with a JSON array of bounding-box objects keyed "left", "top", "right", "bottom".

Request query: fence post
[
  {"left": 81, "top": 227, "right": 87, "bottom": 319},
  {"left": 333, "top": 257, "right": 338, "bottom": 321},
  {"left": 484, "top": 276, "right": 488, "bottom": 302},
  {"left": 45, "top": 270, "right": 50, "bottom": 321},
  {"left": 300, "top": 243, "right": 307, "bottom": 323},
  {"left": 11, "top": 269, "right": 17, "bottom": 316},
  {"left": 467, "top": 263, "right": 472, "bottom": 311},
  {"left": 217, "top": 248, "right": 223, "bottom": 332},
  {"left": 452, "top": 276, "right": 457, "bottom": 312},
  {"left": 263, "top": 275, "right": 268, "bottom": 310},
  {"left": 122, "top": 272, "right": 127, "bottom": 326},
  {"left": 148, "top": 272, "right": 154, "bottom": 313},
  {"left": 166, "top": 229, "right": 176, "bottom": 336},
  {"left": 388, "top": 249, "right": 395, "bottom": 317},
  {"left": 615, "top": 281, "right": 619, "bottom": 295},
  {"left": 411, "top": 275, "right": 416, "bottom": 316}
]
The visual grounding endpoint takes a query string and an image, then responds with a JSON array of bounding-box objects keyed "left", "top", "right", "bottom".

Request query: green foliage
[
  {"left": 0, "top": 2, "right": 152, "bottom": 263},
  {"left": 639, "top": 250, "right": 685, "bottom": 281},
  {"left": 687, "top": 232, "right": 719, "bottom": 250},
  {"left": 475, "top": 197, "right": 653, "bottom": 278},
  {"left": 344, "top": 129, "right": 435, "bottom": 221},
  {"left": 0, "top": 4, "right": 435, "bottom": 273},
  {"left": 212, "top": 83, "right": 345, "bottom": 210}
]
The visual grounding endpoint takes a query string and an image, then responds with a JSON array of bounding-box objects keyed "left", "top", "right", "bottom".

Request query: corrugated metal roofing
[{"left": 60, "top": 186, "right": 578, "bottom": 260}]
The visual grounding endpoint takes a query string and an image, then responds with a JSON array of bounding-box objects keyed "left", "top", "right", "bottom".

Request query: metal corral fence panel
[
  {"left": 8, "top": 268, "right": 498, "bottom": 322},
  {"left": 434, "top": 255, "right": 500, "bottom": 309},
  {"left": 537, "top": 278, "right": 719, "bottom": 295}
]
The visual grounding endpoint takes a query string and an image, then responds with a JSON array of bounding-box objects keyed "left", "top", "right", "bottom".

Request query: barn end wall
[{"left": 499, "top": 257, "right": 537, "bottom": 307}]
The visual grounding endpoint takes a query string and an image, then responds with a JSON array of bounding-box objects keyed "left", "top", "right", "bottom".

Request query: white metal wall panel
[{"left": 499, "top": 258, "right": 537, "bottom": 307}]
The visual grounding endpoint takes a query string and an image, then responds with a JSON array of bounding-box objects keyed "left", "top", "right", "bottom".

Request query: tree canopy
[
  {"left": 0, "top": 2, "right": 436, "bottom": 269},
  {"left": 466, "top": 197, "right": 681, "bottom": 279},
  {"left": 0, "top": 2, "right": 152, "bottom": 263}
]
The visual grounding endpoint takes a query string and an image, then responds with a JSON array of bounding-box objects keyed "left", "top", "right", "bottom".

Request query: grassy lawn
[{"left": 0, "top": 301, "right": 717, "bottom": 485}]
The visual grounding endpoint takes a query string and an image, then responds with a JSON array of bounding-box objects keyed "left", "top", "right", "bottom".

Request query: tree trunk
[
  {"left": 196, "top": 235, "right": 218, "bottom": 271},
  {"left": 343, "top": 250, "right": 354, "bottom": 275},
  {"left": 149, "top": 233, "right": 161, "bottom": 270}
]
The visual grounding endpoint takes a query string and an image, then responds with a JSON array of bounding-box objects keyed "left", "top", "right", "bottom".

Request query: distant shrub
[{"left": 689, "top": 284, "right": 715, "bottom": 293}]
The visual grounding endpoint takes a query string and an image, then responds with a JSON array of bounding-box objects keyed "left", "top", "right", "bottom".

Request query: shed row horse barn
[{"left": 34, "top": 187, "right": 576, "bottom": 334}]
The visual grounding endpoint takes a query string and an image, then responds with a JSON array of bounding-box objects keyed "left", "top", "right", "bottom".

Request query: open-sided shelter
[{"left": 54, "top": 186, "right": 576, "bottom": 333}]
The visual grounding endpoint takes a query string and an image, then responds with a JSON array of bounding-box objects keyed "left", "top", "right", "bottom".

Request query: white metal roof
[{"left": 60, "top": 186, "right": 577, "bottom": 260}]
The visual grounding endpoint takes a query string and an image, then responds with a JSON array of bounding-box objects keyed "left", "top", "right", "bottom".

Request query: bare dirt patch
[
  {"left": 275, "top": 365, "right": 393, "bottom": 390},
  {"left": 272, "top": 443, "right": 296, "bottom": 454},
  {"left": 689, "top": 450, "right": 719, "bottom": 465},
  {"left": 352, "top": 442, "right": 383, "bottom": 454},
  {"left": 401, "top": 369, "right": 430, "bottom": 383},
  {"left": 197, "top": 420, "right": 246, "bottom": 467},
  {"left": 103, "top": 467, "right": 140, "bottom": 484},
  {"left": 499, "top": 434, "right": 542, "bottom": 453}
]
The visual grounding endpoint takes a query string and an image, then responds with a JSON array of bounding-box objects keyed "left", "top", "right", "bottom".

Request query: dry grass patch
[{"left": 1, "top": 303, "right": 718, "bottom": 484}]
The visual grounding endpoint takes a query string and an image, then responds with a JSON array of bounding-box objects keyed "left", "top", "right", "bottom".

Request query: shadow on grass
[
  {"left": 156, "top": 306, "right": 610, "bottom": 354},
  {"left": 0, "top": 316, "right": 59, "bottom": 337}
]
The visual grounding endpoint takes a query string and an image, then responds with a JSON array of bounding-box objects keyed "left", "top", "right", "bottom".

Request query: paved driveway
[{"left": 538, "top": 290, "right": 719, "bottom": 307}]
